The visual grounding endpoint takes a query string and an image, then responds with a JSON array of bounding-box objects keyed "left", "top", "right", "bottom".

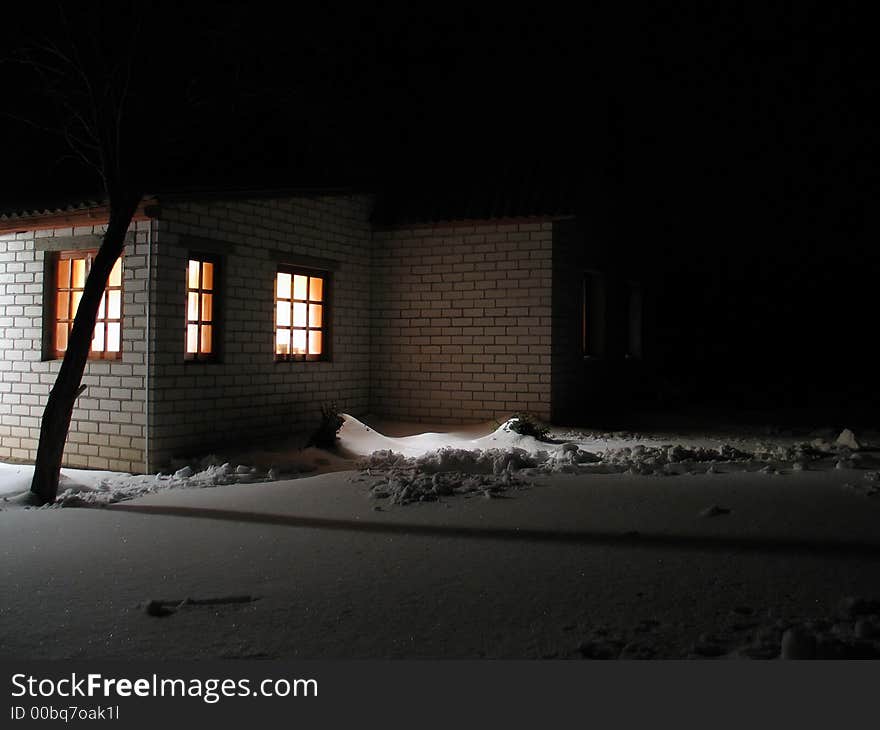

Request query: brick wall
[
  {"left": 148, "top": 194, "right": 372, "bottom": 467},
  {"left": 370, "top": 221, "right": 553, "bottom": 423},
  {"left": 1, "top": 199, "right": 567, "bottom": 473},
  {"left": 0, "top": 222, "right": 151, "bottom": 472}
]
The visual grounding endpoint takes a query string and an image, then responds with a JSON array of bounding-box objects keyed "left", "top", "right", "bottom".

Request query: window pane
[
  {"left": 92, "top": 322, "right": 104, "bottom": 351},
  {"left": 107, "top": 323, "right": 121, "bottom": 352},
  {"left": 56, "top": 292, "right": 69, "bottom": 320},
  {"left": 201, "top": 293, "right": 213, "bottom": 322},
  {"left": 188, "top": 260, "right": 200, "bottom": 289},
  {"left": 71, "top": 290, "right": 82, "bottom": 317},
  {"left": 275, "top": 328, "right": 290, "bottom": 354},
  {"left": 57, "top": 259, "right": 71, "bottom": 288},
  {"left": 188, "top": 292, "right": 199, "bottom": 321},
  {"left": 72, "top": 258, "right": 86, "bottom": 288},
  {"left": 292, "top": 329, "right": 307, "bottom": 354},
  {"left": 201, "top": 262, "right": 214, "bottom": 290},
  {"left": 309, "top": 276, "right": 323, "bottom": 302},
  {"left": 309, "top": 330, "right": 322, "bottom": 355},
  {"left": 200, "top": 324, "right": 212, "bottom": 354},
  {"left": 97, "top": 292, "right": 106, "bottom": 320},
  {"left": 277, "top": 272, "right": 291, "bottom": 299},
  {"left": 187, "top": 324, "right": 199, "bottom": 353},
  {"left": 293, "top": 302, "right": 307, "bottom": 327},
  {"left": 55, "top": 323, "right": 68, "bottom": 351},
  {"left": 276, "top": 300, "right": 290, "bottom": 327},
  {"left": 109, "top": 258, "right": 122, "bottom": 287},
  {"left": 107, "top": 290, "right": 121, "bottom": 320},
  {"left": 309, "top": 304, "right": 322, "bottom": 328},
  {"left": 293, "top": 274, "right": 307, "bottom": 300}
]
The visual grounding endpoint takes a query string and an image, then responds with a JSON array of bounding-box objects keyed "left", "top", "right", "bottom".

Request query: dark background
[{"left": 1, "top": 3, "right": 877, "bottom": 421}]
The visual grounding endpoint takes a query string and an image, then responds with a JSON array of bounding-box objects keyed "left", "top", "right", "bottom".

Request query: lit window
[
  {"left": 53, "top": 250, "right": 123, "bottom": 360},
  {"left": 185, "top": 257, "right": 218, "bottom": 360},
  {"left": 275, "top": 268, "right": 327, "bottom": 361}
]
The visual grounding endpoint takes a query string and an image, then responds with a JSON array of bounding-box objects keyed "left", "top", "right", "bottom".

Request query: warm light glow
[
  {"left": 188, "top": 260, "right": 200, "bottom": 289},
  {"left": 108, "top": 290, "right": 121, "bottom": 319},
  {"left": 56, "top": 292, "right": 69, "bottom": 319},
  {"left": 202, "top": 262, "right": 214, "bottom": 290},
  {"left": 275, "top": 270, "right": 327, "bottom": 358},
  {"left": 72, "top": 258, "right": 86, "bottom": 288},
  {"left": 107, "top": 323, "right": 121, "bottom": 352},
  {"left": 55, "top": 323, "right": 68, "bottom": 351},
  {"left": 200, "top": 324, "right": 212, "bottom": 354},
  {"left": 277, "top": 272, "right": 291, "bottom": 299},
  {"left": 53, "top": 251, "right": 124, "bottom": 360},
  {"left": 57, "top": 259, "right": 70, "bottom": 288},
  {"left": 188, "top": 292, "right": 199, "bottom": 320},
  {"left": 292, "top": 329, "right": 306, "bottom": 353},
  {"left": 293, "top": 302, "right": 307, "bottom": 327},
  {"left": 185, "top": 258, "right": 217, "bottom": 358},
  {"left": 309, "top": 304, "right": 322, "bottom": 328},
  {"left": 92, "top": 323, "right": 104, "bottom": 351},
  {"left": 187, "top": 324, "right": 198, "bottom": 354},
  {"left": 109, "top": 258, "right": 122, "bottom": 287},
  {"left": 309, "top": 277, "right": 323, "bottom": 302},
  {"left": 309, "top": 330, "right": 322, "bottom": 355}
]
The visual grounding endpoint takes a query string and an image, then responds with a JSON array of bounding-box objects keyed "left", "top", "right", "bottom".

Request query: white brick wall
[
  {"left": 370, "top": 220, "right": 554, "bottom": 423},
  {"left": 0, "top": 222, "right": 151, "bottom": 472},
  {"left": 1, "top": 198, "right": 562, "bottom": 473},
  {"left": 147, "top": 194, "right": 373, "bottom": 467}
]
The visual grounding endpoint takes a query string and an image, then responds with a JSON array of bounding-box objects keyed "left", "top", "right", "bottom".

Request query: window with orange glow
[
  {"left": 53, "top": 250, "right": 123, "bottom": 360},
  {"left": 185, "top": 257, "right": 218, "bottom": 360},
  {"left": 274, "top": 268, "right": 328, "bottom": 361}
]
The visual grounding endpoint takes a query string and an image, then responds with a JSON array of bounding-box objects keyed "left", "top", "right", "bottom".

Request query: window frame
[
  {"left": 48, "top": 249, "right": 124, "bottom": 361},
  {"left": 625, "top": 280, "right": 644, "bottom": 360},
  {"left": 273, "top": 265, "right": 331, "bottom": 362},
  {"left": 581, "top": 270, "right": 606, "bottom": 360},
  {"left": 184, "top": 253, "right": 222, "bottom": 363}
]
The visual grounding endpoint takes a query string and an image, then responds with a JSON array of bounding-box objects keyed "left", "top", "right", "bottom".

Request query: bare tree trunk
[{"left": 29, "top": 194, "right": 142, "bottom": 504}]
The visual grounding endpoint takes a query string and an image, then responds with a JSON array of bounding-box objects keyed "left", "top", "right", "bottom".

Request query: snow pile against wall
[
  {"left": 343, "top": 416, "right": 877, "bottom": 505},
  {"left": 149, "top": 194, "right": 373, "bottom": 466},
  {"left": 2, "top": 416, "right": 873, "bottom": 510}
]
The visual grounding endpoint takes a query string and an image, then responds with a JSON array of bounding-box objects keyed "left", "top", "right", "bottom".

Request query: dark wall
[{"left": 550, "top": 219, "right": 658, "bottom": 426}]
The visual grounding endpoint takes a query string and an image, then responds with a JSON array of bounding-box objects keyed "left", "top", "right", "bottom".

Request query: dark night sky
[{"left": 2, "top": 3, "right": 878, "bottom": 412}]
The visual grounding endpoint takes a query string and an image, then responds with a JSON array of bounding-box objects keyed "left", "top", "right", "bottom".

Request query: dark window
[
  {"left": 582, "top": 271, "right": 605, "bottom": 358},
  {"left": 274, "top": 267, "right": 329, "bottom": 361},
  {"left": 627, "top": 282, "right": 643, "bottom": 359},
  {"left": 52, "top": 250, "right": 123, "bottom": 360}
]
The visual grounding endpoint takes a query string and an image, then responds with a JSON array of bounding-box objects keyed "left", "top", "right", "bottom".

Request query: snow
[
  {"left": 3, "top": 462, "right": 880, "bottom": 659},
  {"left": 1, "top": 416, "right": 878, "bottom": 510},
  {"left": 3, "top": 415, "right": 880, "bottom": 659},
  {"left": 836, "top": 428, "right": 861, "bottom": 450},
  {"left": 0, "top": 460, "right": 276, "bottom": 508},
  {"left": 345, "top": 416, "right": 879, "bottom": 506}
]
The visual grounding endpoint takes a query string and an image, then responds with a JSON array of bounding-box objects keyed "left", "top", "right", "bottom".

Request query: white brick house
[{"left": 0, "top": 189, "right": 647, "bottom": 473}]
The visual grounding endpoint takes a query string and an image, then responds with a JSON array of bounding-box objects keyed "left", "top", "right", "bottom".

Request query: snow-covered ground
[
  {"left": 3, "top": 415, "right": 874, "bottom": 509},
  {"left": 2, "top": 415, "right": 880, "bottom": 659}
]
